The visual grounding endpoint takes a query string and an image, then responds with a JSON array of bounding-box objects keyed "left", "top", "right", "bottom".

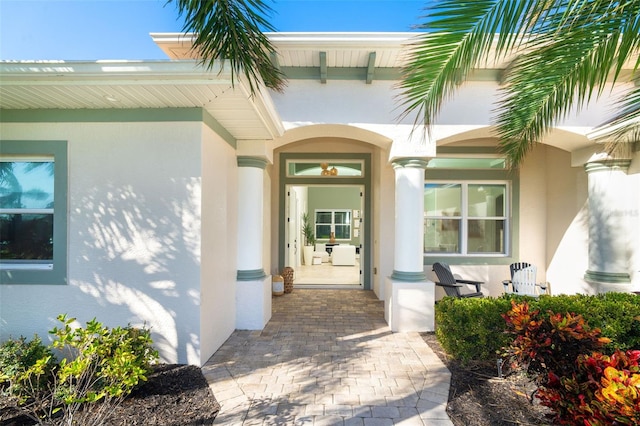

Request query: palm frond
[
  {"left": 398, "top": 0, "right": 557, "bottom": 130},
  {"left": 496, "top": 0, "right": 640, "bottom": 165},
  {"left": 590, "top": 82, "right": 640, "bottom": 155},
  {"left": 400, "top": 0, "right": 640, "bottom": 167},
  {"left": 170, "top": 0, "right": 286, "bottom": 95}
]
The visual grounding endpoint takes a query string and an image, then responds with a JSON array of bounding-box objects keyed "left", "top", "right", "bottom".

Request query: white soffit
[
  {"left": 0, "top": 60, "right": 284, "bottom": 141},
  {"left": 151, "top": 32, "right": 416, "bottom": 68}
]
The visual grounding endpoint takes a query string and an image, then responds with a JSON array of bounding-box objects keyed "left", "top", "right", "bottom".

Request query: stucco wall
[
  {"left": 372, "top": 148, "right": 395, "bottom": 299},
  {"left": 199, "top": 124, "right": 238, "bottom": 366},
  {"left": 0, "top": 121, "right": 236, "bottom": 366}
]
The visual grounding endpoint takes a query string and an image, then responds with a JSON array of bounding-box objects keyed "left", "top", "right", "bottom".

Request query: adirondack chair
[
  {"left": 502, "top": 263, "right": 547, "bottom": 296},
  {"left": 502, "top": 262, "right": 530, "bottom": 293},
  {"left": 432, "top": 262, "right": 484, "bottom": 298}
]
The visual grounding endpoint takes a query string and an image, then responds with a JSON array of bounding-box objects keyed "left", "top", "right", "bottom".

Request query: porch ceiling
[{"left": 0, "top": 60, "right": 284, "bottom": 141}]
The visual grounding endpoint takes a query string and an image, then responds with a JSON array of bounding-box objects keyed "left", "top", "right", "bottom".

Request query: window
[
  {"left": 427, "top": 157, "right": 506, "bottom": 169},
  {"left": 424, "top": 182, "right": 508, "bottom": 255},
  {"left": 0, "top": 141, "right": 67, "bottom": 284},
  {"left": 315, "top": 209, "right": 352, "bottom": 240},
  {"left": 286, "top": 160, "right": 364, "bottom": 177}
]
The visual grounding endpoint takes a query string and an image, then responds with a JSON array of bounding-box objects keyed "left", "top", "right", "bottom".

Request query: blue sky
[{"left": 0, "top": 0, "right": 428, "bottom": 61}]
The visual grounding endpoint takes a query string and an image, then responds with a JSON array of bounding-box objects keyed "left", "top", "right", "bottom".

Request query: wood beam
[
  {"left": 366, "top": 52, "right": 376, "bottom": 84},
  {"left": 270, "top": 51, "right": 281, "bottom": 71},
  {"left": 319, "top": 51, "right": 327, "bottom": 84}
]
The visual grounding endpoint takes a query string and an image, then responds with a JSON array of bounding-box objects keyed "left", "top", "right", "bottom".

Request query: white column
[
  {"left": 236, "top": 156, "right": 271, "bottom": 329},
  {"left": 385, "top": 158, "right": 434, "bottom": 332},
  {"left": 584, "top": 159, "right": 632, "bottom": 290},
  {"left": 237, "top": 158, "right": 266, "bottom": 277},
  {"left": 391, "top": 159, "right": 429, "bottom": 281}
]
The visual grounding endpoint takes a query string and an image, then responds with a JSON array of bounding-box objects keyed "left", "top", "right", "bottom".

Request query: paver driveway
[{"left": 202, "top": 289, "right": 452, "bottom": 425}]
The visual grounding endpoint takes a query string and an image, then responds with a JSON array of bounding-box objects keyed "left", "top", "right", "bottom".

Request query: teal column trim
[
  {"left": 391, "top": 270, "right": 427, "bottom": 282},
  {"left": 584, "top": 270, "right": 631, "bottom": 284},
  {"left": 237, "top": 269, "right": 267, "bottom": 281},
  {"left": 238, "top": 156, "right": 268, "bottom": 169},
  {"left": 392, "top": 158, "right": 430, "bottom": 169},
  {"left": 584, "top": 159, "right": 632, "bottom": 174}
]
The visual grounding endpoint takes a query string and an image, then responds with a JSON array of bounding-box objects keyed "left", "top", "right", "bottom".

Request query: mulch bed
[
  {"left": 422, "top": 332, "right": 552, "bottom": 425},
  {"left": 0, "top": 364, "right": 220, "bottom": 426}
]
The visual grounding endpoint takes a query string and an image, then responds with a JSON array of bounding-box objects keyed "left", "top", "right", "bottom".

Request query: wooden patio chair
[
  {"left": 432, "top": 262, "right": 484, "bottom": 298},
  {"left": 502, "top": 263, "right": 548, "bottom": 296}
]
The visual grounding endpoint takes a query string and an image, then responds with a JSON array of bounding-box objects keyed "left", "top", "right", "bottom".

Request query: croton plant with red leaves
[{"left": 503, "top": 301, "right": 639, "bottom": 425}]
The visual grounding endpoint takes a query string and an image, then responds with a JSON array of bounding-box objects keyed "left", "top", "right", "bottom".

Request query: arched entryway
[{"left": 277, "top": 152, "right": 372, "bottom": 290}]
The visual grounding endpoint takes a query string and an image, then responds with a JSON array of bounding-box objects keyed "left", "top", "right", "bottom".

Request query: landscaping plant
[
  {"left": 0, "top": 335, "right": 55, "bottom": 398},
  {"left": 503, "top": 300, "right": 640, "bottom": 425},
  {"left": 434, "top": 293, "right": 640, "bottom": 362},
  {"left": 1, "top": 314, "right": 158, "bottom": 425}
]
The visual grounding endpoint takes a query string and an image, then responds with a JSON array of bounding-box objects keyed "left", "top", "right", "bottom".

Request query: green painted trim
[
  {"left": 0, "top": 140, "right": 68, "bottom": 285},
  {"left": 319, "top": 52, "right": 327, "bottom": 84},
  {"left": 279, "top": 152, "right": 372, "bottom": 290},
  {"left": 237, "top": 156, "right": 268, "bottom": 169},
  {"left": 392, "top": 158, "right": 430, "bottom": 169},
  {"left": 281, "top": 67, "right": 402, "bottom": 81},
  {"left": 391, "top": 270, "right": 427, "bottom": 282},
  {"left": 584, "top": 270, "right": 631, "bottom": 283},
  {"left": 437, "top": 146, "right": 501, "bottom": 155},
  {"left": 424, "top": 256, "right": 518, "bottom": 266},
  {"left": 584, "top": 160, "right": 632, "bottom": 173},
  {"left": 202, "top": 110, "right": 236, "bottom": 149},
  {"left": 280, "top": 67, "right": 502, "bottom": 83},
  {"left": 425, "top": 169, "right": 511, "bottom": 181},
  {"left": 1, "top": 108, "right": 204, "bottom": 123},
  {"left": 1, "top": 108, "right": 237, "bottom": 149},
  {"left": 237, "top": 269, "right": 267, "bottom": 281},
  {"left": 366, "top": 53, "right": 376, "bottom": 84}
]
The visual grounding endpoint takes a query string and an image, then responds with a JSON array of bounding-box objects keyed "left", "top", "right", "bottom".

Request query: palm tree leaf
[
  {"left": 495, "top": 1, "right": 640, "bottom": 165},
  {"left": 400, "top": 0, "right": 640, "bottom": 166},
  {"left": 170, "top": 0, "right": 286, "bottom": 95},
  {"left": 398, "top": 0, "right": 558, "bottom": 129},
  {"left": 591, "top": 81, "right": 640, "bottom": 153}
]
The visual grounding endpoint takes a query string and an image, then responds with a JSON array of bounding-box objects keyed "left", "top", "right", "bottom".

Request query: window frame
[
  {"left": 314, "top": 209, "right": 352, "bottom": 241},
  {"left": 0, "top": 140, "right": 68, "bottom": 285},
  {"left": 285, "top": 159, "right": 365, "bottom": 178},
  {"left": 423, "top": 147, "right": 520, "bottom": 265},
  {"left": 424, "top": 180, "right": 510, "bottom": 257}
]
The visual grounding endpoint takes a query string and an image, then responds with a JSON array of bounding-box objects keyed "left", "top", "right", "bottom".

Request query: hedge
[{"left": 434, "top": 292, "right": 640, "bottom": 363}]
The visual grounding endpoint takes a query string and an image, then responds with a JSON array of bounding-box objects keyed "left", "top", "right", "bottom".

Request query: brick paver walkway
[{"left": 202, "top": 290, "right": 453, "bottom": 425}]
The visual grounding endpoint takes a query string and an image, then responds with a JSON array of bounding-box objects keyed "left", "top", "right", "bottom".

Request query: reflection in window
[
  {"left": 287, "top": 160, "right": 363, "bottom": 177},
  {"left": 424, "top": 182, "right": 508, "bottom": 255},
  {"left": 427, "top": 157, "right": 506, "bottom": 169},
  {"left": 0, "top": 159, "right": 55, "bottom": 262}
]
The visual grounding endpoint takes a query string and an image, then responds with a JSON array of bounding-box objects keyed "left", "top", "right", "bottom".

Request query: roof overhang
[{"left": 0, "top": 60, "right": 284, "bottom": 141}]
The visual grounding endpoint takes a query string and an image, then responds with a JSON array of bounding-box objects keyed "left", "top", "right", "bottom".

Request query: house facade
[{"left": 1, "top": 33, "right": 638, "bottom": 366}]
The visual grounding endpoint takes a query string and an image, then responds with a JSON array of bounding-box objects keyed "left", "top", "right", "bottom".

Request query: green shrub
[
  {"left": 48, "top": 314, "right": 159, "bottom": 405},
  {"left": 434, "top": 292, "right": 640, "bottom": 363},
  {"left": 0, "top": 335, "right": 55, "bottom": 396},
  {"left": 531, "top": 292, "right": 640, "bottom": 351},
  {"left": 3, "top": 314, "right": 159, "bottom": 425},
  {"left": 434, "top": 296, "right": 513, "bottom": 362}
]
